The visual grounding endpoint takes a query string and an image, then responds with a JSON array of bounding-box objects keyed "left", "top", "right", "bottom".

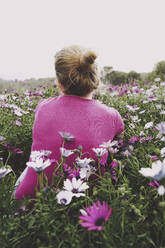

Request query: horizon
[{"left": 0, "top": 0, "right": 165, "bottom": 80}]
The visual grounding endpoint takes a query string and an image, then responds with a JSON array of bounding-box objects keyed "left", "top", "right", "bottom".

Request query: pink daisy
[{"left": 79, "top": 200, "right": 112, "bottom": 231}]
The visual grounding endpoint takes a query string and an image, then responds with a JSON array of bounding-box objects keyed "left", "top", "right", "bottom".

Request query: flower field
[{"left": 0, "top": 80, "right": 165, "bottom": 248}]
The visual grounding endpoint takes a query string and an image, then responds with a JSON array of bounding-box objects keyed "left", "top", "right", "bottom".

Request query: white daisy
[
  {"left": 26, "top": 157, "right": 51, "bottom": 172},
  {"left": 158, "top": 185, "right": 165, "bottom": 195},
  {"left": 139, "top": 159, "right": 165, "bottom": 181},
  {"left": 144, "top": 122, "right": 153, "bottom": 129},
  {"left": 155, "top": 122, "right": 165, "bottom": 134},
  {"left": 60, "top": 148, "right": 74, "bottom": 158},
  {"left": 76, "top": 157, "right": 93, "bottom": 168},
  {"left": 161, "top": 147, "right": 165, "bottom": 157},
  {"left": 92, "top": 148, "right": 107, "bottom": 157},
  {"left": 80, "top": 166, "right": 92, "bottom": 180},
  {"left": 126, "top": 105, "right": 140, "bottom": 112},
  {"left": 63, "top": 178, "right": 89, "bottom": 197},
  {"left": 99, "top": 140, "right": 118, "bottom": 149},
  {"left": 59, "top": 131, "right": 74, "bottom": 142},
  {"left": 56, "top": 190, "right": 73, "bottom": 205},
  {"left": 0, "top": 167, "right": 12, "bottom": 179},
  {"left": 30, "top": 150, "right": 51, "bottom": 161}
]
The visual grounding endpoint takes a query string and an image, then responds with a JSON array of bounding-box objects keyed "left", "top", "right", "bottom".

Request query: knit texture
[{"left": 15, "top": 95, "right": 124, "bottom": 199}]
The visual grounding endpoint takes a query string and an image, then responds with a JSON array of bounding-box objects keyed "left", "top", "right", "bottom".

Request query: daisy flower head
[
  {"left": 155, "top": 122, "right": 165, "bottom": 135},
  {"left": 126, "top": 105, "right": 140, "bottom": 112},
  {"left": 79, "top": 201, "right": 112, "bottom": 231},
  {"left": 131, "top": 115, "right": 141, "bottom": 122},
  {"left": 139, "top": 110, "right": 145, "bottom": 114},
  {"left": 79, "top": 165, "right": 96, "bottom": 180},
  {"left": 139, "top": 159, "right": 165, "bottom": 181},
  {"left": 154, "top": 77, "right": 161, "bottom": 82},
  {"left": 92, "top": 148, "right": 107, "bottom": 158},
  {"left": 76, "top": 157, "right": 93, "bottom": 168},
  {"left": 56, "top": 190, "right": 73, "bottom": 205},
  {"left": 26, "top": 157, "right": 51, "bottom": 172},
  {"left": 0, "top": 136, "right": 6, "bottom": 141},
  {"left": 5, "top": 142, "right": 23, "bottom": 154},
  {"left": 0, "top": 166, "right": 12, "bottom": 179},
  {"left": 63, "top": 178, "right": 89, "bottom": 197},
  {"left": 160, "top": 82, "right": 165, "bottom": 86},
  {"left": 158, "top": 185, "right": 165, "bottom": 195},
  {"left": 121, "top": 150, "right": 131, "bottom": 157},
  {"left": 99, "top": 140, "right": 118, "bottom": 150},
  {"left": 128, "top": 136, "right": 139, "bottom": 144},
  {"left": 161, "top": 147, "right": 165, "bottom": 157},
  {"left": 144, "top": 122, "right": 153, "bottom": 129},
  {"left": 148, "top": 180, "right": 160, "bottom": 188},
  {"left": 60, "top": 147, "right": 74, "bottom": 158},
  {"left": 59, "top": 131, "right": 74, "bottom": 142},
  {"left": 156, "top": 104, "right": 162, "bottom": 109},
  {"left": 30, "top": 150, "right": 52, "bottom": 161}
]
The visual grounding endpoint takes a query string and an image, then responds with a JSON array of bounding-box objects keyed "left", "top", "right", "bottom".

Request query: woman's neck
[{"left": 63, "top": 93, "right": 93, "bottom": 99}]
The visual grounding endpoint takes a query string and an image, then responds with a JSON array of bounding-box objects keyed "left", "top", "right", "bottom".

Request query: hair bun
[{"left": 79, "top": 51, "right": 97, "bottom": 71}]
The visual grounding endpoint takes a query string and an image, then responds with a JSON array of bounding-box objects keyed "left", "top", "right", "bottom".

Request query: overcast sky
[{"left": 0, "top": 0, "right": 165, "bottom": 80}]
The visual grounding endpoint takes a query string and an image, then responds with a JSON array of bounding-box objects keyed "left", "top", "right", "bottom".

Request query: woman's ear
[
  {"left": 57, "top": 82, "right": 64, "bottom": 91},
  {"left": 57, "top": 82, "right": 66, "bottom": 94}
]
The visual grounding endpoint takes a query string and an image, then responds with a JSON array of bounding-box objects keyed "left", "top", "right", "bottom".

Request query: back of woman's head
[{"left": 54, "top": 45, "right": 99, "bottom": 97}]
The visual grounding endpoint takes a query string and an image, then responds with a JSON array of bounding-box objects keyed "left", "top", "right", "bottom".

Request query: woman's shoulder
[
  {"left": 35, "top": 97, "right": 59, "bottom": 112},
  {"left": 94, "top": 100, "right": 118, "bottom": 115}
]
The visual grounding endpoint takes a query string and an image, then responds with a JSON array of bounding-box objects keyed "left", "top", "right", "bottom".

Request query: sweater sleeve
[{"left": 35, "top": 99, "right": 46, "bottom": 113}]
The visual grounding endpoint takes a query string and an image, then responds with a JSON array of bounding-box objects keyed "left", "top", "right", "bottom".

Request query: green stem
[
  {"left": 38, "top": 172, "right": 44, "bottom": 190},
  {"left": 5, "top": 152, "right": 11, "bottom": 166},
  {"left": 98, "top": 157, "right": 101, "bottom": 177}
]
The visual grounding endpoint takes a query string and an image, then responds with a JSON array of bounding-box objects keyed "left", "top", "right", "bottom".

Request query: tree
[
  {"left": 127, "top": 71, "right": 141, "bottom": 81},
  {"left": 154, "top": 61, "right": 165, "bottom": 79},
  {"left": 108, "top": 71, "right": 128, "bottom": 85},
  {"left": 144, "top": 71, "right": 157, "bottom": 82},
  {"left": 100, "top": 66, "right": 113, "bottom": 84}
]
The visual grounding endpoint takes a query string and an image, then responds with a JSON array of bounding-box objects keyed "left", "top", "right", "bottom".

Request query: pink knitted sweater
[{"left": 15, "top": 95, "right": 124, "bottom": 200}]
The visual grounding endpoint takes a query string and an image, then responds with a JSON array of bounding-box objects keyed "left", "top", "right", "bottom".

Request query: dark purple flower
[
  {"left": 150, "top": 155, "right": 159, "bottom": 161},
  {"left": 124, "top": 114, "right": 129, "bottom": 119},
  {"left": 5, "top": 142, "right": 23, "bottom": 154},
  {"left": 112, "top": 175, "right": 117, "bottom": 182},
  {"left": 14, "top": 205, "right": 26, "bottom": 216},
  {"left": 121, "top": 150, "right": 131, "bottom": 157},
  {"left": 79, "top": 201, "right": 112, "bottom": 231},
  {"left": 62, "top": 163, "right": 80, "bottom": 179},
  {"left": 148, "top": 180, "right": 160, "bottom": 188},
  {"left": 128, "top": 136, "right": 139, "bottom": 144},
  {"left": 110, "top": 160, "right": 118, "bottom": 169},
  {"left": 100, "top": 152, "right": 108, "bottom": 166},
  {"left": 140, "top": 136, "right": 153, "bottom": 143}
]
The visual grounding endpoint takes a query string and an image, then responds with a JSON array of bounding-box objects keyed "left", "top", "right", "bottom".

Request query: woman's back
[{"left": 32, "top": 95, "right": 124, "bottom": 164}]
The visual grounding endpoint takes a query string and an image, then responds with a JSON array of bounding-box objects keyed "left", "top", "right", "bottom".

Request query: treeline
[
  {"left": 100, "top": 60, "right": 165, "bottom": 85},
  {"left": 0, "top": 77, "right": 55, "bottom": 93}
]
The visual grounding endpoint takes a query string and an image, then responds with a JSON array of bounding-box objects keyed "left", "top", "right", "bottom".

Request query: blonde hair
[{"left": 54, "top": 45, "right": 99, "bottom": 97}]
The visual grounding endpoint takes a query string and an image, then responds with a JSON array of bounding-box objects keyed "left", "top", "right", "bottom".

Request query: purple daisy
[
  {"left": 79, "top": 200, "right": 112, "bottom": 231},
  {"left": 5, "top": 142, "right": 23, "bottom": 154}
]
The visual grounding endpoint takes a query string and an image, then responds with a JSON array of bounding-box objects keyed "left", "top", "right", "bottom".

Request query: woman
[{"left": 15, "top": 45, "right": 124, "bottom": 200}]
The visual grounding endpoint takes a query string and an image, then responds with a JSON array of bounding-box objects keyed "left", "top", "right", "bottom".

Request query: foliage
[
  {"left": 100, "top": 68, "right": 141, "bottom": 85},
  {"left": 127, "top": 71, "right": 141, "bottom": 81},
  {"left": 154, "top": 61, "right": 165, "bottom": 79},
  {"left": 144, "top": 71, "right": 157, "bottom": 82}
]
